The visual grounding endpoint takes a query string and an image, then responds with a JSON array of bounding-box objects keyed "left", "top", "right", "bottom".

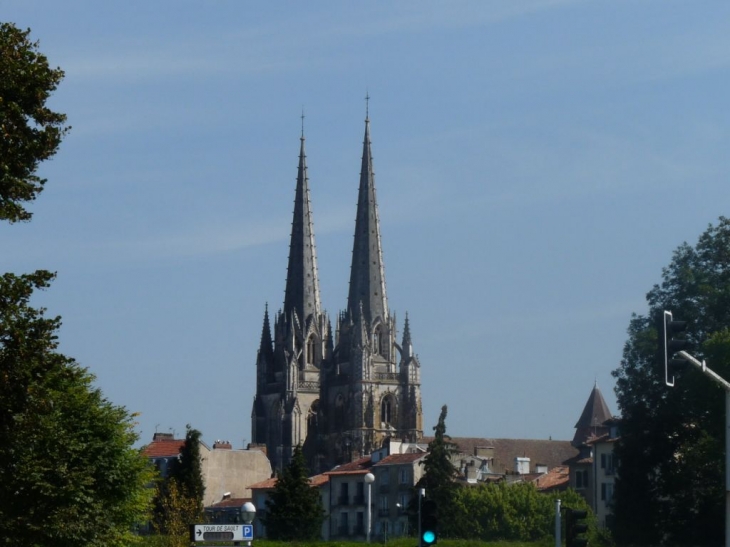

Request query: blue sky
[{"left": 4, "top": 1, "right": 730, "bottom": 448}]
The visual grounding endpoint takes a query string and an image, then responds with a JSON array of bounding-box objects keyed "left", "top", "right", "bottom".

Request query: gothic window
[
  {"left": 373, "top": 326, "right": 384, "bottom": 355},
  {"left": 381, "top": 394, "right": 395, "bottom": 425},
  {"left": 306, "top": 335, "right": 316, "bottom": 366}
]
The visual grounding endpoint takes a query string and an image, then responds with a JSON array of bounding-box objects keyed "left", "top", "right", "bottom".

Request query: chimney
[
  {"left": 153, "top": 432, "right": 175, "bottom": 441},
  {"left": 213, "top": 440, "right": 232, "bottom": 450}
]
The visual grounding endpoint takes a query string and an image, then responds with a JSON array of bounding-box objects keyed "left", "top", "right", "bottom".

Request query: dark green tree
[
  {"left": 416, "top": 405, "right": 459, "bottom": 537},
  {"left": 0, "top": 271, "right": 155, "bottom": 547},
  {"left": 170, "top": 425, "right": 205, "bottom": 518},
  {"left": 152, "top": 426, "right": 205, "bottom": 538},
  {"left": 0, "top": 22, "right": 69, "bottom": 223},
  {"left": 262, "top": 445, "right": 325, "bottom": 540},
  {"left": 0, "top": 24, "right": 153, "bottom": 546},
  {"left": 612, "top": 217, "right": 730, "bottom": 546}
]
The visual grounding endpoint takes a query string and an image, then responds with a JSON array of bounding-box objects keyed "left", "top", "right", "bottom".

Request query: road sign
[{"left": 189, "top": 524, "right": 253, "bottom": 543}]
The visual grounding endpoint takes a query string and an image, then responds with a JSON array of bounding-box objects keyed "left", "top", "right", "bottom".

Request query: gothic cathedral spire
[
  {"left": 284, "top": 132, "right": 321, "bottom": 324},
  {"left": 346, "top": 114, "right": 388, "bottom": 325}
]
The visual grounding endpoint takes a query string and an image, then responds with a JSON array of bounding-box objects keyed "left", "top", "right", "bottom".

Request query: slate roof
[
  {"left": 573, "top": 384, "right": 612, "bottom": 445},
  {"left": 424, "top": 436, "right": 578, "bottom": 474}
]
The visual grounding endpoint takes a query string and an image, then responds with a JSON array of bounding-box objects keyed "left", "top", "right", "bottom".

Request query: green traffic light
[{"left": 423, "top": 530, "right": 436, "bottom": 544}]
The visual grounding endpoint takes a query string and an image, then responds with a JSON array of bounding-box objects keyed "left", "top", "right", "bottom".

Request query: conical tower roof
[
  {"left": 283, "top": 130, "right": 321, "bottom": 323},
  {"left": 346, "top": 113, "right": 388, "bottom": 325},
  {"left": 573, "top": 383, "right": 612, "bottom": 445}
]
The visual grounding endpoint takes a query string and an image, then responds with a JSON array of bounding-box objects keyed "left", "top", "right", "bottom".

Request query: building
[
  {"left": 142, "top": 432, "right": 272, "bottom": 507},
  {"left": 565, "top": 383, "right": 618, "bottom": 528},
  {"left": 251, "top": 113, "right": 424, "bottom": 473},
  {"left": 434, "top": 436, "right": 578, "bottom": 483}
]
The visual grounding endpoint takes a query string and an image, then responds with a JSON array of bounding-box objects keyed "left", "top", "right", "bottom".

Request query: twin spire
[
  {"left": 283, "top": 129, "right": 321, "bottom": 323},
  {"left": 283, "top": 109, "right": 389, "bottom": 328}
]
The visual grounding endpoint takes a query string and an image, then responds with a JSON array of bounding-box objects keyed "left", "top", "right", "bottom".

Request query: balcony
[{"left": 353, "top": 494, "right": 365, "bottom": 505}]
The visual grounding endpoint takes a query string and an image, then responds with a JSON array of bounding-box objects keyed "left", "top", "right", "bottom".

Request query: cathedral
[{"left": 251, "top": 112, "right": 424, "bottom": 473}]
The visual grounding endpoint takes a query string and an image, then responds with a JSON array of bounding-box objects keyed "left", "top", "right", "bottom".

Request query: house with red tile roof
[{"left": 142, "top": 432, "right": 272, "bottom": 507}]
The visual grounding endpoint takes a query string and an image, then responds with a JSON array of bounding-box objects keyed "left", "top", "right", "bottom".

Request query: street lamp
[
  {"left": 396, "top": 503, "right": 408, "bottom": 536},
  {"left": 242, "top": 502, "right": 256, "bottom": 547},
  {"left": 365, "top": 473, "right": 375, "bottom": 543}
]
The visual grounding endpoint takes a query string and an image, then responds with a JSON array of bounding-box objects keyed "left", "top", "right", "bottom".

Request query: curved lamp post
[{"left": 364, "top": 472, "right": 375, "bottom": 543}]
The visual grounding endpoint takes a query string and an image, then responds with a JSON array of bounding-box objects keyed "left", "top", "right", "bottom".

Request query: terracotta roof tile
[
  {"left": 141, "top": 439, "right": 185, "bottom": 458},
  {"left": 248, "top": 473, "right": 329, "bottom": 490},
  {"left": 207, "top": 497, "right": 251, "bottom": 508},
  {"left": 325, "top": 456, "right": 373, "bottom": 474},
  {"left": 375, "top": 453, "right": 425, "bottom": 466},
  {"left": 532, "top": 466, "right": 570, "bottom": 492},
  {"left": 423, "top": 436, "right": 578, "bottom": 474}
]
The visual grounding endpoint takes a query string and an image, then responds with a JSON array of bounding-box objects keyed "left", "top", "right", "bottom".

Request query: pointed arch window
[
  {"left": 306, "top": 335, "right": 316, "bottom": 366},
  {"left": 373, "top": 326, "right": 384, "bottom": 355},
  {"left": 381, "top": 394, "right": 395, "bottom": 425}
]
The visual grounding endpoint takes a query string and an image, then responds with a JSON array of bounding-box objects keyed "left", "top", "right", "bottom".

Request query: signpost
[{"left": 189, "top": 524, "right": 253, "bottom": 543}]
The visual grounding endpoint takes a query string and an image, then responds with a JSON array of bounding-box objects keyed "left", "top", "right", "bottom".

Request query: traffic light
[
  {"left": 661, "top": 310, "right": 689, "bottom": 387},
  {"left": 420, "top": 499, "right": 438, "bottom": 545},
  {"left": 565, "top": 508, "right": 588, "bottom": 547}
]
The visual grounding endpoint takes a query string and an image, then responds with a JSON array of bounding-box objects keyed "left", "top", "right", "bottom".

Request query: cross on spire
[{"left": 365, "top": 91, "right": 370, "bottom": 120}]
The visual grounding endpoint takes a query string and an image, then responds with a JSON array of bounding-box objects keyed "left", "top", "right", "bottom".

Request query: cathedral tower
[
  {"left": 251, "top": 129, "right": 329, "bottom": 471},
  {"left": 318, "top": 113, "right": 423, "bottom": 467},
  {"left": 251, "top": 111, "right": 423, "bottom": 473}
]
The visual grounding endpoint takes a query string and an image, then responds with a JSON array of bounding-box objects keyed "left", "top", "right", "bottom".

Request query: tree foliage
[
  {"left": 171, "top": 425, "right": 205, "bottom": 517},
  {"left": 450, "top": 483, "right": 594, "bottom": 542},
  {"left": 0, "top": 271, "right": 155, "bottom": 546},
  {"left": 0, "top": 23, "right": 69, "bottom": 222},
  {"left": 153, "top": 425, "right": 206, "bottom": 537},
  {"left": 416, "top": 405, "right": 459, "bottom": 537},
  {"left": 152, "top": 480, "right": 201, "bottom": 547},
  {"left": 611, "top": 216, "right": 730, "bottom": 546},
  {"left": 0, "top": 24, "right": 153, "bottom": 546},
  {"left": 262, "top": 445, "right": 324, "bottom": 540}
]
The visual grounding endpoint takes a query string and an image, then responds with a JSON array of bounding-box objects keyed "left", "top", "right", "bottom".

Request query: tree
[
  {"left": 152, "top": 480, "right": 201, "bottom": 547},
  {"left": 0, "top": 25, "right": 153, "bottom": 546},
  {"left": 171, "top": 425, "right": 205, "bottom": 517},
  {"left": 0, "top": 22, "right": 69, "bottom": 223},
  {"left": 262, "top": 445, "right": 325, "bottom": 540},
  {"left": 449, "top": 483, "right": 595, "bottom": 542},
  {"left": 416, "top": 405, "right": 459, "bottom": 537},
  {"left": 153, "top": 425, "right": 206, "bottom": 538},
  {"left": 611, "top": 217, "right": 730, "bottom": 546},
  {"left": 0, "top": 271, "right": 155, "bottom": 546}
]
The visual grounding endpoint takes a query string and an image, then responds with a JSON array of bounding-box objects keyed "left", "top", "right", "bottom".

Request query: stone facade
[{"left": 251, "top": 116, "right": 424, "bottom": 473}]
